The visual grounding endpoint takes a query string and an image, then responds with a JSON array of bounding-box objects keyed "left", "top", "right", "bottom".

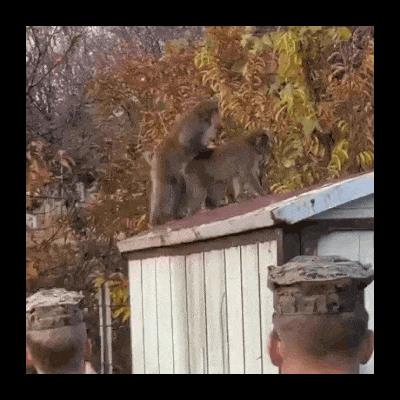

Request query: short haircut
[
  {"left": 272, "top": 309, "right": 369, "bottom": 359},
  {"left": 26, "top": 322, "right": 87, "bottom": 373}
]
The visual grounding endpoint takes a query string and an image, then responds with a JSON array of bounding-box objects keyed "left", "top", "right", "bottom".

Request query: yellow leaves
[
  {"left": 306, "top": 135, "right": 325, "bottom": 159},
  {"left": 109, "top": 280, "right": 130, "bottom": 322},
  {"left": 93, "top": 275, "right": 105, "bottom": 289},
  {"left": 275, "top": 131, "right": 304, "bottom": 169},
  {"left": 92, "top": 275, "right": 130, "bottom": 323},
  {"left": 194, "top": 47, "right": 212, "bottom": 69},
  {"left": 231, "top": 59, "right": 247, "bottom": 74},
  {"left": 240, "top": 33, "right": 255, "bottom": 49},
  {"left": 357, "top": 150, "right": 374, "bottom": 170},
  {"left": 86, "top": 26, "right": 373, "bottom": 236},
  {"left": 328, "top": 138, "right": 350, "bottom": 177},
  {"left": 300, "top": 116, "right": 319, "bottom": 136},
  {"left": 337, "top": 119, "right": 349, "bottom": 134},
  {"left": 334, "top": 27, "right": 353, "bottom": 41},
  {"left": 270, "top": 183, "right": 291, "bottom": 194}
]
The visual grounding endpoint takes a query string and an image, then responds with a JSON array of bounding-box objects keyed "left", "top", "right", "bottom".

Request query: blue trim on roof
[{"left": 271, "top": 172, "right": 374, "bottom": 224}]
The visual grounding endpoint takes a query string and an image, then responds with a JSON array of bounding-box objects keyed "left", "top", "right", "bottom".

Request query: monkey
[
  {"left": 148, "top": 99, "right": 221, "bottom": 226},
  {"left": 181, "top": 129, "right": 270, "bottom": 216}
]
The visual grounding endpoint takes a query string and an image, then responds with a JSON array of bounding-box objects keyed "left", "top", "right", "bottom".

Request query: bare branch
[{"left": 27, "top": 33, "right": 83, "bottom": 95}]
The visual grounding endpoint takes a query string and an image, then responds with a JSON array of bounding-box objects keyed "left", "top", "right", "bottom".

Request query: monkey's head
[
  {"left": 194, "top": 99, "right": 220, "bottom": 125},
  {"left": 248, "top": 129, "right": 271, "bottom": 154},
  {"left": 178, "top": 99, "right": 222, "bottom": 152}
]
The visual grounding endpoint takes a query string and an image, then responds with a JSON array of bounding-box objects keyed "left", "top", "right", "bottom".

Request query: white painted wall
[
  {"left": 128, "top": 239, "right": 278, "bottom": 374},
  {"left": 317, "top": 230, "right": 374, "bottom": 374}
]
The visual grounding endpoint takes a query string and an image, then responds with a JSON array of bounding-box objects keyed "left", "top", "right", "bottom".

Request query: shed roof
[{"left": 117, "top": 171, "right": 374, "bottom": 254}]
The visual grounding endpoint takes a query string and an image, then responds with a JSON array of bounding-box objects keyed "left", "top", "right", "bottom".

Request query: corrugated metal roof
[{"left": 118, "top": 171, "right": 374, "bottom": 254}]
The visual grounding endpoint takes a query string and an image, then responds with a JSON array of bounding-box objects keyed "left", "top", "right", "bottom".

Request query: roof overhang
[{"left": 117, "top": 172, "right": 374, "bottom": 254}]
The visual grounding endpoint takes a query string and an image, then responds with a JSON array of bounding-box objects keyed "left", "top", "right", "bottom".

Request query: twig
[{"left": 27, "top": 34, "right": 82, "bottom": 94}]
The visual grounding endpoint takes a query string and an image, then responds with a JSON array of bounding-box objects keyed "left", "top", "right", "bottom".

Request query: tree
[{"left": 26, "top": 26, "right": 373, "bottom": 372}]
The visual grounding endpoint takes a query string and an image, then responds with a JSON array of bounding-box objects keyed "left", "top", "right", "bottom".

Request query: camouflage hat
[
  {"left": 26, "top": 288, "right": 85, "bottom": 331},
  {"left": 267, "top": 255, "right": 374, "bottom": 316}
]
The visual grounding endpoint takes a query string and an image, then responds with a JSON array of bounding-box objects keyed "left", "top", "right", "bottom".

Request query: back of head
[
  {"left": 273, "top": 309, "right": 369, "bottom": 360},
  {"left": 267, "top": 256, "right": 374, "bottom": 372},
  {"left": 26, "top": 323, "right": 87, "bottom": 374},
  {"left": 26, "top": 288, "right": 88, "bottom": 374}
]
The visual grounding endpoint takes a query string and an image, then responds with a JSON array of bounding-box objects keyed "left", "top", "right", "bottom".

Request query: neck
[
  {"left": 281, "top": 357, "right": 360, "bottom": 374},
  {"left": 35, "top": 361, "right": 85, "bottom": 374}
]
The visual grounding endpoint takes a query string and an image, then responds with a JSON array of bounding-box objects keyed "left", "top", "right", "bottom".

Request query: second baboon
[{"left": 183, "top": 130, "right": 270, "bottom": 216}]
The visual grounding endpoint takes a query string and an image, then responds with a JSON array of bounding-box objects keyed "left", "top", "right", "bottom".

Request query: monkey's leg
[
  {"left": 171, "top": 175, "right": 187, "bottom": 220},
  {"left": 151, "top": 179, "right": 179, "bottom": 225},
  {"left": 246, "top": 173, "right": 266, "bottom": 196},
  {"left": 231, "top": 177, "right": 241, "bottom": 201},
  {"left": 183, "top": 174, "right": 207, "bottom": 216}
]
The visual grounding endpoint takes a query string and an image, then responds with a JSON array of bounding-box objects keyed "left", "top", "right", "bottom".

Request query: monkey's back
[{"left": 207, "top": 141, "right": 260, "bottom": 180}]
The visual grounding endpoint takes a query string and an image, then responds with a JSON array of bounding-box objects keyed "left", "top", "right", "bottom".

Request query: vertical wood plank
[
  {"left": 128, "top": 260, "right": 145, "bottom": 374},
  {"left": 224, "top": 246, "right": 244, "bottom": 374},
  {"left": 141, "top": 258, "right": 159, "bottom": 374},
  {"left": 241, "top": 243, "right": 262, "bottom": 374},
  {"left": 258, "top": 240, "right": 279, "bottom": 374},
  {"left": 204, "top": 249, "right": 227, "bottom": 374},
  {"left": 359, "top": 231, "right": 374, "bottom": 375},
  {"left": 156, "top": 256, "right": 174, "bottom": 374},
  {"left": 186, "top": 253, "right": 207, "bottom": 374},
  {"left": 170, "top": 255, "right": 189, "bottom": 374}
]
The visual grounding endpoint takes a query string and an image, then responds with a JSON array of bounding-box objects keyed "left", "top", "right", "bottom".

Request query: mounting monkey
[
  {"left": 182, "top": 129, "right": 270, "bottom": 216},
  {"left": 148, "top": 99, "right": 221, "bottom": 226}
]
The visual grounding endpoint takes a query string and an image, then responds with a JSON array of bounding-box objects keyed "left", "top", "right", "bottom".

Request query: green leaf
[
  {"left": 301, "top": 117, "right": 318, "bottom": 136},
  {"left": 336, "top": 27, "right": 352, "bottom": 41}
]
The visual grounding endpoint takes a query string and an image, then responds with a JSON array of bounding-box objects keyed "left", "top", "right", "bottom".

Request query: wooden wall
[
  {"left": 316, "top": 230, "right": 374, "bottom": 374},
  {"left": 128, "top": 239, "right": 278, "bottom": 374}
]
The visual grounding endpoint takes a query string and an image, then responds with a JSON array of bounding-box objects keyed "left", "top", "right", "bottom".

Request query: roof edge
[{"left": 117, "top": 172, "right": 374, "bottom": 254}]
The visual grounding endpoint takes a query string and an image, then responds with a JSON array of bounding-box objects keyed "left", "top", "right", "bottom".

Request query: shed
[{"left": 117, "top": 171, "right": 374, "bottom": 374}]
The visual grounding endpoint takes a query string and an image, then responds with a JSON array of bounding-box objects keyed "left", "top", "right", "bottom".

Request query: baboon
[
  {"left": 148, "top": 100, "right": 221, "bottom": 226},
  {"left": 182, "top": 130, "right": 270, "bottom": 216}
]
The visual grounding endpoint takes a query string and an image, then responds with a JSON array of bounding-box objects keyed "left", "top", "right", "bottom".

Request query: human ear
[
  {"left": 360, "top": 330, "right": 374, "bottom": 365},
  {"left": 268, "top": 331, "right": 283, "bottom": 367}
]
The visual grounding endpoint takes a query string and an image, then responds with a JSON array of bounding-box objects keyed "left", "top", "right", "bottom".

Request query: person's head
[
  {"left": 269, "top": 310, "right": 374, "bottom": 374},
  {"left": 26, "top": 323, "right": 89, "bottom": 374},
  {"left": 26, "top": 288, "right": 90, "bottom": 374},
  {"left": 267, "top": 256, "right": 374, "bottom": 374}
]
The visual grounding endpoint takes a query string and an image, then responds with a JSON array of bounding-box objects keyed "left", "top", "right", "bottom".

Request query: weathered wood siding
[
  {"left": 315, "top": 230, "right": 374, "bottom": 374},
  {"left": 128, "top": 239, "right": 278, "bottom": 374}
]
